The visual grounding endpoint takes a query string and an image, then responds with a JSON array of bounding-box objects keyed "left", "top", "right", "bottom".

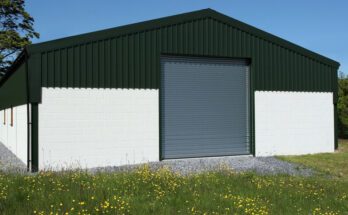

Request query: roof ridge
[
  {"left": 27, "top": 9, "right": 212, "bottom": 53},
  {"left": 26, "top": 8, "right": 339, "bottom": 68}
]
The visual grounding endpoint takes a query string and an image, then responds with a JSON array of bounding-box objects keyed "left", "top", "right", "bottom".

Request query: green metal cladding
[
  {"left": 0, "top": 60, "right": 27, "bottom": 110},
  {"left": 1, "top": 8, "right": 340, "bottom": 106}
]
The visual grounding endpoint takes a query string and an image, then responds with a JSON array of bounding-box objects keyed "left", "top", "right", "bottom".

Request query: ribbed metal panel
[
  {"left": 161, "top": 57, "right": 250, "bottom": 158},
  {"left": 35, "top": 17, "right": 337, "bottom": 98},
  {"left": 0, "top": 62, "right": 27, "bottom": 110}
]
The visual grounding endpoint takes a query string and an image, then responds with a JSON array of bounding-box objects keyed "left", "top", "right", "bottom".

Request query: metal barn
[{"left": 0, "top": 9, "right": 340, "bottom": 171}]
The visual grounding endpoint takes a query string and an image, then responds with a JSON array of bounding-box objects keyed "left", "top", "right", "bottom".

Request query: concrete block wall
[
  {"left": 0, "top": 105, "right": 28, "bottom": 165},
  {"left": 39, "top": 88, "right": 159, "bottom": 170},
  {"left": 255, "top": 91, "right": 334, "bottom": 156}
]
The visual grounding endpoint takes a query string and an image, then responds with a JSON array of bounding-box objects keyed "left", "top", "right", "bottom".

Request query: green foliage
[
  {"left": 338, "top": 72, "right": 348, "bottom": 138},
  {"left": 0, "top": 0, "right": 39, "bottom": 77}
]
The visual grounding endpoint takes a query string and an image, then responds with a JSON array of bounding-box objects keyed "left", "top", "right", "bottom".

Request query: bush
[{"left": 338, "top": 73, "right": 348, "bottom": 138}]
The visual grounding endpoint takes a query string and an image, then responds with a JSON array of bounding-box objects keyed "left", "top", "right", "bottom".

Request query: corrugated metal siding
[
  {"left": 34, "top": 17, "right": 336, "bottom": 97},
  {"left": 0, "top": 63, "right": 27, "bottom": 110}
]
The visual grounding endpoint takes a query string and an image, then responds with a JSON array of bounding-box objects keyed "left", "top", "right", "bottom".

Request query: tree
[
  {"left": 0, "top": 0, "right": 39, "bottom": 78},
  {"left": 338, "top": 72, "right": 348, "bottom": 138}
]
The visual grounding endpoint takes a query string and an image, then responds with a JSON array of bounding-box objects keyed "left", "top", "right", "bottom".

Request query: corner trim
[{"left": 31, "top": 103, "right": 39, "bottom": 172}]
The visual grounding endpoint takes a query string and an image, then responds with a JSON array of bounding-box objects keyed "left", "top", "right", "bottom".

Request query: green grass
[
  {"left": 0, "top": 165, "right": 347, "bottom": 215},
  {"left": 1, "top": 140, "right": 348, "bottom": 214},
  {"left": 279, "top": 139, "right": 348, "bottom": 180}
]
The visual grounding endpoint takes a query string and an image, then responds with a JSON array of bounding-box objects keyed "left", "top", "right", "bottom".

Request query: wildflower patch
[{"left": 0, "top": 165, "right": 347, "bottom": 214}]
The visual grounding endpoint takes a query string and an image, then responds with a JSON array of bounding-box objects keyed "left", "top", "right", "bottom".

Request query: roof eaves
[
  {"left": 26, "top": 9, "right": 211, "bottom": 54},
  {"left": 0, "top": 49, "right": 27, "bottom": 87},
  {"left": 207, "top": 9, "right": 340, "bottom": 68},
  {"left": 26, "top": 8, "right": 339, "bottom": 69}
]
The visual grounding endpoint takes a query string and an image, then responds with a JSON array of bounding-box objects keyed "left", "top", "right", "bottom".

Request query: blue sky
[{"left": 26, "top": 0, "right": 347, "bottom": 73}]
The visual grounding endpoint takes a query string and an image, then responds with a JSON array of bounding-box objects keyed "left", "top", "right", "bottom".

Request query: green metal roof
[
  {"left": 26, "top": 8, "right": 339, "bottom": 68},
  {"left": 0, "top": 8, "right": 340, "bottom": 104}
]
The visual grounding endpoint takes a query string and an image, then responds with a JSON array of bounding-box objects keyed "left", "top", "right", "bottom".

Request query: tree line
[{"left": 338, "top": 72, "right": 348, "bottom": 138}]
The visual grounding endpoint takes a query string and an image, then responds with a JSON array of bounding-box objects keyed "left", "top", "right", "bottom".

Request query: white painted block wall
[
  {"left": 0, "top": 105, "right": 28, "bottom": 165},
  {"left": 39, "top": 88, "right": 159, "bottom": 170},
  {"left": 255, "top": 91, "right": 334, "bottom": 156}
]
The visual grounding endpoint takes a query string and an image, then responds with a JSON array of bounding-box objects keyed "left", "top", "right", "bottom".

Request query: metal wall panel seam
[{"left": 23, "top": 15, "right": 338, "bottom": 93}]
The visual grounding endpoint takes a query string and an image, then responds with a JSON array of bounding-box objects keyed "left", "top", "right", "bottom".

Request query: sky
[{"left": 26, "top": 0, "right": 347, "bottom": 73}]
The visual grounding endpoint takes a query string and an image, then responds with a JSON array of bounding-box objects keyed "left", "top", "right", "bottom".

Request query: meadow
[
  {"left": 280, "top": 139, "right": 348, "bottom": 180},
  {"left": 0, "top": 140, "right": 348, "bottom": 214}
]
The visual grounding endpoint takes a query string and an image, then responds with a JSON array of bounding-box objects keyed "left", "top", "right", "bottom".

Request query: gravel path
[
  {"left": 0, "top": 141, "right": 27, "bottom": 173},
  {"left": 1, "top": 140, "right": 314, "bottom": 176},
  {"left": 91, "top": 155, "right": 315, "bottom": 176}
]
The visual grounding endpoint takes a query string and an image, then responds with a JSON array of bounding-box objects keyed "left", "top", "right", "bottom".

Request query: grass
[
  {"left": 0, "top": 165, "right": 347, "bottom": 215},
  {"left": 279, "top": 139, "right": 348, "bottom": 180},
  {"left": 1, "top": 140, "right": 348, "bottom": 214}
]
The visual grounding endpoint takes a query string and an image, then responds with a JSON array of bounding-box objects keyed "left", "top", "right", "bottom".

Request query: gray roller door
[{"left": 161, "top": 56, "right": 250, "bottom": 159}]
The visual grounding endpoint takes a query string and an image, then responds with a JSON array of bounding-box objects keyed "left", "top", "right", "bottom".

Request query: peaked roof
[{"left": 26, "top": 8, "right": 339, "bottom": 68}]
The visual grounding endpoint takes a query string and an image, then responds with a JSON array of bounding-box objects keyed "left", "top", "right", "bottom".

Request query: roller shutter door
[{"left": 161, "top": 56, "right": 250, "bottom": 159}]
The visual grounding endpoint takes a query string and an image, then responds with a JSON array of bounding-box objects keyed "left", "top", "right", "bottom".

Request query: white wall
[
  {"left": 39, "top": 88, "right": 159, "bottom": 170},
  {"left": 0, "top": 105, "right": 28, "bottom": 165},
  {"left": 255, "top": 91, "right": 334, "bottom": 156}
]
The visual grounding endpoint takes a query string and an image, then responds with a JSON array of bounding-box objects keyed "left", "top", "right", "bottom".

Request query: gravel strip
[
  {"left": 0, "top": 140, "right": 314, "bottom": 176},
  {"left": 0, "top": 141, "right": 27, "bottom": 173},
  {"left": 90, "top": 155, "right": 315, "bottom": 176}
]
